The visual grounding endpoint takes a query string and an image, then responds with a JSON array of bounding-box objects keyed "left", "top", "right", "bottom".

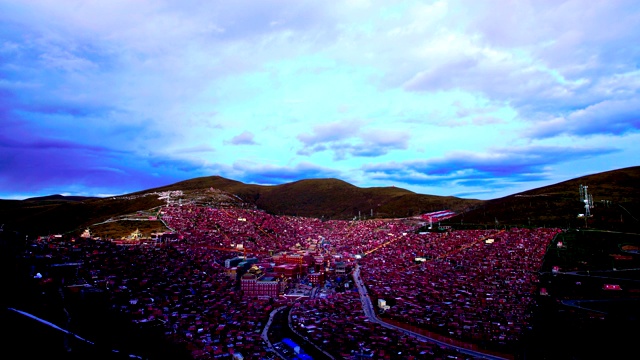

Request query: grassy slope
[
  {"left": 448, "top": 166, "right": 640, "bottom": 230},
  {"left": 1, "top": 166, "right": 638, "bottom": 237}
]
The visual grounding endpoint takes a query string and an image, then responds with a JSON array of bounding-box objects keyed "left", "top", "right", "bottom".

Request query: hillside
[
  {"left": 0, "top": 177, "right": 482, "bottom": 237},
  {"left": 138, "top": 176, "right": 479, "bottom": 219},
  {"left": 1, "top": 166, "right": 639, "bottom": 238},
  {"left": 445, "top": 166, "right": 640, "bottom": 232}
]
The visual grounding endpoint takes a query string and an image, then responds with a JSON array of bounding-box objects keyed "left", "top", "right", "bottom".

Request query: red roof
[{"left": 603, "top": 284, "right": 622, "bottom": 290}]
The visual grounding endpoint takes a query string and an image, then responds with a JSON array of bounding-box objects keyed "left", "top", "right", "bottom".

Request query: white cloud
[{"left": 1, "top": 0, "right": 639, "bottom": 200}]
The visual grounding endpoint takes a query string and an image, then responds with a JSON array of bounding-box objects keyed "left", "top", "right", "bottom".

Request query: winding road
[{"left": 352, "top": 264, "right": 511, "bottom": 360}]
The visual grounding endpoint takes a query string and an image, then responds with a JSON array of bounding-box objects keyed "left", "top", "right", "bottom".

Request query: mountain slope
[
  {"left": 141, "top": 177, "right": 482, "bottom": 219},
  {"left": 1, "top": 166, "right": 638, "bottom": 237},
  {"left": 447, "top": 165, "right": 640, "bottom": 231},
  {"left": 0, "top": 177, "right": 481, "bottom": 237}
]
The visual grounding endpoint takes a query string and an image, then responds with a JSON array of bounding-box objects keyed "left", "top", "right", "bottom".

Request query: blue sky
[{"left": 1, "top": 0, "right": 639, "bottom": 200}]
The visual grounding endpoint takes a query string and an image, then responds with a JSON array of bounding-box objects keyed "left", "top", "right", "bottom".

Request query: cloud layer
[{"left": 1, "top": 0, "right": 639, "bottom": 200}]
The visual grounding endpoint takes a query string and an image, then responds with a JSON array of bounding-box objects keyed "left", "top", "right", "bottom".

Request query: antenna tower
[{"left": 579, "top": 184, "right": 593, "bottom": 217}]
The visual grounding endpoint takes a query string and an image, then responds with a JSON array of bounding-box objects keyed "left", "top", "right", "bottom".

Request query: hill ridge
[{"left": 1, "top": 166, "right": 638, "bottom": 236}]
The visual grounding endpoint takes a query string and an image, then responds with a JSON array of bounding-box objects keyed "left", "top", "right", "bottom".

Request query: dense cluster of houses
[{"left": 26, "top": 203, "right": 561, "bottom": 359}]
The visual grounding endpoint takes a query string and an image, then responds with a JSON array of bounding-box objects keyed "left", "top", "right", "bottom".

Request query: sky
[{"left": 1, "top": 0, "right": 639, "bottom": 201}]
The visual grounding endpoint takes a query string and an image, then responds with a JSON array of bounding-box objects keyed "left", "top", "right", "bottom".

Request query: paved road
[
  {"left": 261, "top": 306, "right": 287, "bottom": 359},
  {"left": 352, "top": 264, "right": 510, "bottom": 360}
]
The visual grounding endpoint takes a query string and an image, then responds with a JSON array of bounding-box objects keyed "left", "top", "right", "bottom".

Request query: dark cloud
[
  {"left": 297, "top": 144, "right": 328, "bottom": 156},
  {"left": 19, "top": 103, "right": 117, "bottom": 118},
  {"left": 173, "top": 145, "right": 217, "bottom": 154},
  {"left": 232, "top": 162, "right": 342, "bottom": 184},
  {"left": 362, "top": 145, "right": 620, "bottom": 189},
  {"left": 297, "top": 121, "right": 409, "bottom": 160},
  {"left": 0, "top": 136, "right": 206, "bottom": 197},
  {"left": 226, "top": 131, "right": 258, "bottom": 145},
  {"left": 349, "top": 144, "right": 390, "bottom": 158},
  {"left": 525, "top": 99, "right": 640, "bottom": 139},
  {"left": 452, "top": 189, "right": 498, "bottom": 199},
  {"left": 0, "top": 135, "right": 125, "bottom": 154},
  {"left": 297, "top": 120, "right": 360, "bottom": 145}
]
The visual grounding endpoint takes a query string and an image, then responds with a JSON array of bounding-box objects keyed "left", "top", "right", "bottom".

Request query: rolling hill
[
  {"left": 1, "top": 166, "right": 638, "bottom": 238},
  {"left": 446, "top": 165, "right": 640, "bottom": 232}
]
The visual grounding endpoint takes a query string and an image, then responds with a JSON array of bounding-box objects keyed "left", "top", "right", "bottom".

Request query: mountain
[
  {"left": 447, "top": 165, "right": 640, "bottom": 232},
  {"left": 145, "top": 176, "right": 481, "bottom": 219},
  {"left": 1, "top": 166, "right": 638, "bottom": 237},
  {"left": 22, "top": 194, "right": 98, "bottom": 202}
]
